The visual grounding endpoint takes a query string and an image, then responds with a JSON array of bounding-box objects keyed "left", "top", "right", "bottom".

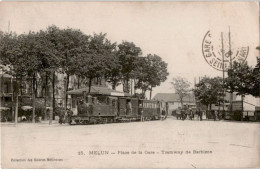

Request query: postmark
[{"left": 202, "top": 30, "right": 249, "bottom": 71}]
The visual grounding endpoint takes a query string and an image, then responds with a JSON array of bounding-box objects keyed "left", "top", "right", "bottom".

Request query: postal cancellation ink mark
[{"left": 202, "top": 30, "right": 249, "bottom": 71}]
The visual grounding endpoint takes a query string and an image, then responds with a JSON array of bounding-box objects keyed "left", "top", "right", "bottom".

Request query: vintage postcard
[{"left": 0, "top": 1, "right": 259, "bottom": 169}]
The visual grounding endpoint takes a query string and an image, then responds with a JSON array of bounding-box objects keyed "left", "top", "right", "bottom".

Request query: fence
[
  {"left": 205, "top": 110, "right": 260, "bottom": 122},
  {"left": 171, "top": 109, "right": 260, "bottom": 122}
]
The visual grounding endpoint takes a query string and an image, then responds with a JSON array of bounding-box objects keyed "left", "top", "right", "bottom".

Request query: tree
[
  {"left": 0, "top": 32, "right": 28, "bottom": 124},
  {"left": 19, "top": 32, "right": 43, "bottom": 123},
  {"left": 146, "top": 54, "right": 168, "bottom": 99},
  {"left": 36, "top": 29, "right": 61, "bottom": 120},
  {"left": 225, "top": 61, "right": 255, "bottom": 97},
  {"left": 252, "top": 57, "right": 260, "bottom": 97},
  {"left": 195, "top": 76, "right": 224, "bottom": 110},
  {"left": 171, "top": 77, "right": 191, "bottom": 108},
  {"left": 104, "top": 54, "right": 122, "bottom": 90},
  {"left": 133, "top": 56, "right": 150, "bottom": 96},
  {"left": 76, "top": 33, "right": 117, "bottom": 92},
  {"left": 60, "top": 28, "right": 89, "bottom": 108},
  {"left": 134, "top": 54, "right": 168, "bottom": 99},
  {"left": 117, "top": 41, "right": 142, "bottom": 93},
  {"left": 44, "top": 26, "right": 89, "bottom": 110}
]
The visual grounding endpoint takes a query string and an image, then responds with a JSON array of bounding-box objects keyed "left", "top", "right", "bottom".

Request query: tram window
[
  {"left": 97, "top": 96, "right": 107, "bottom": 105},
  {"left": 112, "top": 99, "right": 116, "bottom": 106}
]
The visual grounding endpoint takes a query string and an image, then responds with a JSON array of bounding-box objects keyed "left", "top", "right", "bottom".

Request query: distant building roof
[
  {"left": 67, "top": 86, "right": 131, "bottom": 97},
  {"left": 0, "top": 73, "right": 12, "bottom": 78},
  {"left": 153, "top": 92, "right": 238, "bottom": 103},
  {"left": 153, "top": 93, "right": 195, "bottom": 103}
]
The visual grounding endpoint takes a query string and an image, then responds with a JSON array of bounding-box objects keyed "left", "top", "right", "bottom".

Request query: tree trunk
[
  {"left": 180, "top": 97, "right": 183, "bottom": 108},
  {"left": 35, "top": 76, "right": 38, "bottom": 97},
  {"left": 130, "top": 79, "right": 133, "bottom": 95},
  {"left": 50, "top": 71, "right": 55, "bottom": 124},
  {"left": 44, "top": 73, "right": 48, "bottom": 120},
  {"left": 230, "top": 92, "right": 233, "bottom": 112},
  {"left": 52, "top": 71, "right": 55, "bottom": 120},
  {"left": 122, "top": 81, "right": 126, "bottom": 92},
  {"left": 241, "top": 95, "right": 244, "bottom": 112},
  {"left": 15, "top": 91, "right": 18, "bottom": 124},
  {"left": 126, "top": 74, "right": 129, "bottom": 93},
  {"left": 133, "top": 79, "right": 137, "bottom": 95},
  {"left": 20, "top": 76, "right": 23, "bottom": 96},
  {"left": 150, "top": 86, "right": 153, "bottom": 100},
  {"left": 78, "top": 76, "right": 80, "bottom": 89},
  {"left": 14, "top": 76, "right": 18, "bottom": 124},
  {"left": 65, "top": 74, "right": 69, "bottom": 109},
  {"left": 142, "top": 88, "right": 147, "bottom": 99},
  {"left": 32, "top": 73, "right": 36, "bottom": 123},
  {"left": 98, "top": 77, "right": 102, "bottom": 86},
  {"left": 10, "top": 77, "right": 14, "bottom": 122},
  {"left": 88, "top": 78, "right": 92, "bottom": 93}
]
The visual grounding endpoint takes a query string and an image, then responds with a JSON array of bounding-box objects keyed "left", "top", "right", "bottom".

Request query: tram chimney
[
  {"left": 83, "top": 91, "right": 87, "bottom": 103},
  {"left": 87, "top": 95, "right": 92, "bottom": 104}
]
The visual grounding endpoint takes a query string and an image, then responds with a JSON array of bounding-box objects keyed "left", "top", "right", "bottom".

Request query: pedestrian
[
  {"left": 140, "top": 108, "right": 144, "bottom": 122},
  {"left": 161, "top": 108, "right": 166, "bottom": 120},
  {"left": 199, "top": 110, "right": 202, "bottom": 121},
  {"left": 127, "top": 101, "right": 132, "bottom": 115},
  {"left": 59, "top": 112, "right": 64, "bottom": 125},
  {"left": 166, "top": 102, "right": 169, "bottom": 116},
  {"left": 176, "top": 107, "right": 181, "bottom": 120},
  {"left": 214, "top": 110, "right": 217, "bottom": 121},
  {"left": 181, "top": 110, "right": 185, "bottom": 120},
  {"left": 66, "top": 108, "right": 73, "bottom": 123}
]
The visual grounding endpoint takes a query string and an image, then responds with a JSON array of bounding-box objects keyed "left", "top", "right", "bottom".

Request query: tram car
[
  {"left": 67, "top": 87, "right": 162, "bottom": 125},
  {"left": 139, "top": 99, "right": 161, "bottom": 120},
  {"left": 69, "top": 93, "right": 119, "bottom": 124}
]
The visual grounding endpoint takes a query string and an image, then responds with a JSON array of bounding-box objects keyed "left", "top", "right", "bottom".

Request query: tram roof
[{"left": 67, "top": 86, "right": 131, "bottom": 97}]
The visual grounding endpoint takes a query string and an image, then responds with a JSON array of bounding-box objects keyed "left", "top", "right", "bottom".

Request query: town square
[{"left": 0, "top": 1, "right": 259, "bottom": 169}]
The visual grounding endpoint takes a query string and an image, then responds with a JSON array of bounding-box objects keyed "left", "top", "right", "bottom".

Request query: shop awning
[{"left": 0, "top": 107, "right": 10, "bottom": 111}]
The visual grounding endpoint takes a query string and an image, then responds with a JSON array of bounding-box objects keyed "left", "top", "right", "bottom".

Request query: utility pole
[
  {"left": 221, "top": 32, "right": 225, "bottom": 112},
  {"left": 229, "top": 27, "right": 233, "bottom": 114}
]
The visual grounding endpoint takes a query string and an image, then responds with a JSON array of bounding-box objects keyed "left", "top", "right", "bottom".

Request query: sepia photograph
[{"left": 0, "top": 1, "right": 259, "bottom": 169}]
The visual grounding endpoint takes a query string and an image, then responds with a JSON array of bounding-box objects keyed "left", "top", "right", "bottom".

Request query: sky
[{"left": 0, "top": 2, "right": 259, "bottom": 98}]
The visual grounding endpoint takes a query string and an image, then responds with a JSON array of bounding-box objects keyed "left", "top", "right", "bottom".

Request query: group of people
[
  {"left": 58, "top": 108, "right": 73, "bottom": 124},
  {"left": 207, "top": 110, "right": 224, "bottom": 121},
  {"left": 176, "top": 107, "right": 203, "bottom": 121}
]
